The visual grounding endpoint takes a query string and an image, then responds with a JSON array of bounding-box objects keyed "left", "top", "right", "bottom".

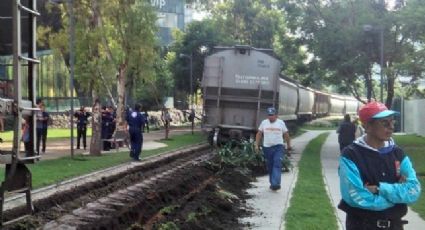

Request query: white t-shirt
[{"left": 258, "top": 119, "right": 288, "bottom": 147}]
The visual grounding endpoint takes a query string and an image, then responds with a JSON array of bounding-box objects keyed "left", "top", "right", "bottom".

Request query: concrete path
[
  {"left": 241, "top": 130, "right": 327, "bottom": 230},
  {"left": 321, "top": 131, "right": 425, "bottom": 230},
  {"left": 0, "top": 127, "right": 194, "bottom": 161}
]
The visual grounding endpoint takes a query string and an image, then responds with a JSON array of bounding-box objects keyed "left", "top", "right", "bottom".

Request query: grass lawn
[
  {"left": 393, "top": 134, "right": 425, "bottom": 219},
  {"left": 0, "top": 128, "right": 93, "bottom": 142},
  {"left": 300, "top": 125, "right": 337, "bottom": 131},
  {"left": 285, "top": 132, "right": 338, "bottom": 230},
  {"left": 0, "top": 132, "right": 206, "bottom": 189}
]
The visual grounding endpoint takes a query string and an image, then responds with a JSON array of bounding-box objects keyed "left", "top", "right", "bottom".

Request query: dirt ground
[
  {"left": 132, "top": 164, "right": 256, "bottom": 230},
  {"left": 4, "top": 150, "right": 259, "bottom": 230}
]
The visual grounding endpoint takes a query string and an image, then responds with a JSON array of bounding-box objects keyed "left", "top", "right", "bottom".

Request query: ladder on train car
[{"left": 0, "top": 0, "right": 40, "bottom": 226}]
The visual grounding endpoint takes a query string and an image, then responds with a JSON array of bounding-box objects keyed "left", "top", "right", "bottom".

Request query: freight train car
[
  {"left": 202, "top": 46, "right": 281, "bottom": 144},
  {"left": 201, "top": 46, "right": 360, "bottom": 145},
  {"left": 297, "top": 86, "right": 315, "bottom": 121}
]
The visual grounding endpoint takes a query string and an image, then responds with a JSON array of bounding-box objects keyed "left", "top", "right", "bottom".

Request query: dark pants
[
  {"left": 77, "top": 126, "right": 87, "bottom": 149},
  {"left": 346, "top": 214, "right": 404, "bottom": 230},
  {"left": 36, "top": 128, "right": 47, "bottom": 154},
  {"left": 129, "top": 128, "right": 143, "bottom": 160},
  {"left": 24, "top": 141, "right": 31, "bottom": 157},
  {"left": 101, "top": 125, "right": 112, "bottom": 151}
]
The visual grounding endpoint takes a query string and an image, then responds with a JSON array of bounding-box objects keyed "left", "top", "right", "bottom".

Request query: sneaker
[{"left": 270, "top": 185, "right": 281, "bottom": 191}]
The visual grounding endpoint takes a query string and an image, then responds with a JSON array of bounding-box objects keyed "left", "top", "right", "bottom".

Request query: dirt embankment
[{"left": 4, "top": 149, "right": 257, "bottom": 230}]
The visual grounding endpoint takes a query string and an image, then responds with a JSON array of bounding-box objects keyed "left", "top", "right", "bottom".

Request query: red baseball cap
[{"left": 358, "top": 102, "right": 399, "bottom": 124}]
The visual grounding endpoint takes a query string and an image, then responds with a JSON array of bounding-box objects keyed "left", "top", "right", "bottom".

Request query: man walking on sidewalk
[
  {"left": 255, "top": 107, "right": 292, "bottom": 191},
  {"left": 338, "top": 102, "right": 421, "bottom": 230}
]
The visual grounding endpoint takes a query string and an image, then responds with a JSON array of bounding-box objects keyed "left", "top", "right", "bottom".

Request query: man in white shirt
[{"left": 255, "top": 107, "right": 292, "bottom": 191}]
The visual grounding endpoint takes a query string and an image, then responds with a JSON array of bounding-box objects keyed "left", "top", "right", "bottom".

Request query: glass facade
[{"left": 150, "top": 0, "right": 185, "bottom": 46}]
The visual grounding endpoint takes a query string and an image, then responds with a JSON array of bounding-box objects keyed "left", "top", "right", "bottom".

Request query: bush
[{"left": 216, "top": 140, "right": 292, "bottom": 173}]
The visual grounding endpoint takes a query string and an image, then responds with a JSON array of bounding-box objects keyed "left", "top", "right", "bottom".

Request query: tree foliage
[
  {"left": 46, "top": 0, "right": 159, "bottom": 121},
  {"left": 281, "top": 0, "right": 425, "bottom": 105}
]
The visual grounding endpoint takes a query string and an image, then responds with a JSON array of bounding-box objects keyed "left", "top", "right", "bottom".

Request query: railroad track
[{"left": 4, "top": 143, "right": 215, "bottom": 229}]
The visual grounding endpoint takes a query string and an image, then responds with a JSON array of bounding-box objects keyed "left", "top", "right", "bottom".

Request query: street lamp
[
  {"left": 363, "top": 24, "right": 384, "bottom": 103},
  {"left": 179, "top": 53, "right": 193, "bottom": 108},
  {"left": 179, "top": 53, "right": 194, "bottom": 134},
  {"left": 51, "top": 0, "right": 75, "bottom": 157}
]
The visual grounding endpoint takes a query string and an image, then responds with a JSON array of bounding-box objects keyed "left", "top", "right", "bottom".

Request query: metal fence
[
  {"left": 41, "top": 97, "right": 93, "bottom": 113},
  {"left": 401, "top": 98, "right": 425, "bottom": 136}
]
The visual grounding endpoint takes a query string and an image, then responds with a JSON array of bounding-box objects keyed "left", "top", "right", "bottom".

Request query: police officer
[
  {"left": 101, "top": 106, "right": 113, "bottom": 151},
  {"left": 338, "top": 102, "right": 421, "bottom": 230},
  {"left": 74, "top": 106, "right": 91, "bottom": 150},
  {"left": 126, "top": 103, "right": 145, "bottom": 161}
]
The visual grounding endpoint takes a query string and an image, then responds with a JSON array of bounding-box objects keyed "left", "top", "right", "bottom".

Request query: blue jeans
[{"left": 263, "top": 144, "right": 284, "bottom": 187}]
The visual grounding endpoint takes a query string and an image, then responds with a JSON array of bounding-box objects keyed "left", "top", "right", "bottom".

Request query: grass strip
[
  {"left": 393, "top": 134, "right": 425, "bottom": 219},
  {"left": 0, "top": 132, "right": 206, "bottom": 189},
  {"left": 285, "top": 132, "right": 338, "bottom": 230}
]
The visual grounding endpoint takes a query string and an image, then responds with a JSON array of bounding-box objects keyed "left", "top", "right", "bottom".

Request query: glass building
[{"left": 150, "top": 0, "right": 185, "bottom": 46}]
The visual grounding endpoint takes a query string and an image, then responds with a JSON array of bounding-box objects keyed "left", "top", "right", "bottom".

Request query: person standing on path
[
  {"left": 337, "top": 114, "right": 356, "bottom": 151},
  {"left": 36, "top": 103, "right": 50, "bottom": 154},
  {"left": 126, "top": 104, "right": 145, "bottom": 161},
  {"left": 255, "top": 107, "right": 292, "bottom": 191},
  {"left": 161, "top": 108, "right": 172, "bottom": 140},
  {"left": 338, "top": 102, "right": 421, "bottom": 230},
  {"left": 74, "top": 106, "right": 91, "bottom": 150}
]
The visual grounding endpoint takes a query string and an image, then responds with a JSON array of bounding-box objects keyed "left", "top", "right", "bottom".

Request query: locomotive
[{"left": 201, "top": 45, "right": 359, "bottom": 145}]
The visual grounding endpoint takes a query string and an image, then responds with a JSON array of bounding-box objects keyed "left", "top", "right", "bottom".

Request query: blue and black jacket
[{"left": 338, "top": 136, "right": 421, "bottom": 219}]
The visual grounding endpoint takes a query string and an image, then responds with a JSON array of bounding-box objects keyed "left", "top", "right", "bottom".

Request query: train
[{"left": 201, "top": 45, "right": 360, "bottom": 145}]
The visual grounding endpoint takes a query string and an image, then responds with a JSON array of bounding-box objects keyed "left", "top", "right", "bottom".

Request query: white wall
[{"left": 403, "top": 99, "right": 425, "bottom": 136}]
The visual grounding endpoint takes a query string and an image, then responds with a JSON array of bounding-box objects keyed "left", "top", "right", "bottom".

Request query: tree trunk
[
  {"left": 116, "top": 62, "right": 127, "bottom": 125},
  {"left": 365, "top": 71, "right": 373, "bottom": 103},
  {"left": 386, "top": 75, "right": 395, "bottom": 109},
  {"left": 90, "top": 95, "right": 102, "bottom": 156}
]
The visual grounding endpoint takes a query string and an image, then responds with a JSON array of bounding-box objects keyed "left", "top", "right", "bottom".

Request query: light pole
[
  {"left": 363, "top": 24, "right": 384, "bottom": 103},
  {"left": 51, "top": 0, "right": 75, "bottom": 157},
  {"left": 69, "top": 0, "right": 75, "bottom": 158},
  {"left": 379, "top": 25, "right": 384, "bottom": 103},
  {"left": 179, "top": 53, "right": 194, "bottom": 134}
]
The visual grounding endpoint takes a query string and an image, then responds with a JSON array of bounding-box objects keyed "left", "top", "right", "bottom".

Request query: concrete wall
[{"left": 403, "top": 99, "right": 425, "bottom": 136}]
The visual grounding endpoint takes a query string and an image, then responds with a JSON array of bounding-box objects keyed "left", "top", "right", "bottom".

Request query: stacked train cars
[{"left": 201, "top": 46, "right": 360, "bottom": 145}]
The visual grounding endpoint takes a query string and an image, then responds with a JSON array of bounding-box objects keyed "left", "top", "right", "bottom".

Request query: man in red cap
[{"left": 338, "top": 101, "right": 421, "bottom": 230}]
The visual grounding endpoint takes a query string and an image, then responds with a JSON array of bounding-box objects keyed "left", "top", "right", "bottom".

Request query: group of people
[{"left": 255, "top": 102, "right": 421, "bottom": 230}]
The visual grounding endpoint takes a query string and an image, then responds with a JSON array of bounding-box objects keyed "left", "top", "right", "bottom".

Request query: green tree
[
  {"left": 169, "top": 19, "right": 230, "bottom": 108},
  {"left": 46, "top": 0, "right": 158, "bottom": 154},
  {"left": 281, "top": 0, "right": 425, "bottom": 106}
]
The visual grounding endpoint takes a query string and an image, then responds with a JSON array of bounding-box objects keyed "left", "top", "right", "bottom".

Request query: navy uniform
[
  {"left": 101, "top": 106, "right": 113, "bottom": 151},
  {"left": 74, "top": 107, "right": 91, "bottom": 149},
  {"left": 126, "top": 105, "right": 145, "bottom": 161}
]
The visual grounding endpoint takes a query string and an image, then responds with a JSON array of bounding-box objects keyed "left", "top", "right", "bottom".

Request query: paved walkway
[
  {"left": 0, "top": 126, "right": 195, "bottom": 161},
  {"left": 241, "top": 130, "right": 327, "bottom": 229}
]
